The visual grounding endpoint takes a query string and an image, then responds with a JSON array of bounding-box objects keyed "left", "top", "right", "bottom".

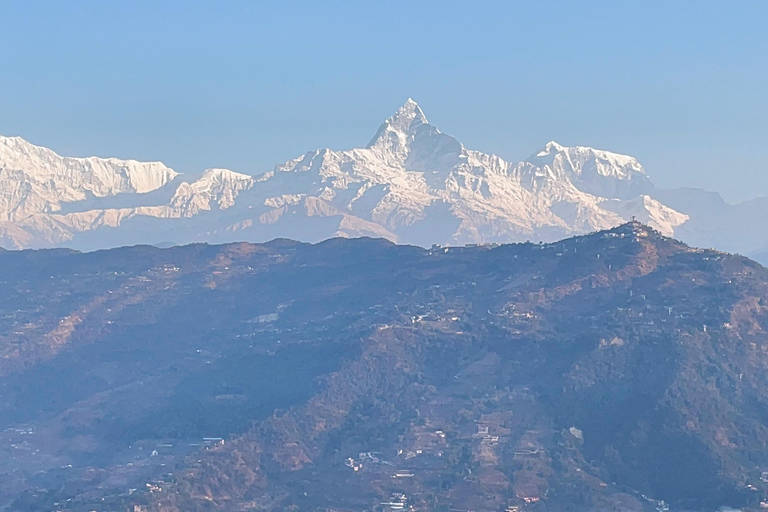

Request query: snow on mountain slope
[
  {"left": 0, "top": 155, "right": 256, "bottom": 248},
  {"left": 0, "top": 99, "right": 761, "bottom": 255},
  {"left": 600, "top": 195, "right": 689, "bottom": 236},
  {"left": 247, "top": 99, "right": 683, "bottom": 245},
  {"left": 0, "top": 136, "right": 178, "bottom": 222},
  {"left": 168, "top": 168, "right": 254, "bottom": 216},
  {"left": 527, "top": 140, "right": 653, "bottom": 199}
]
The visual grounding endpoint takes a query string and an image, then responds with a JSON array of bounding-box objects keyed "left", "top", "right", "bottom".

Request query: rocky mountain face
[
  {"left": 2, "top": 223, "right": 768, "bottom": 511},
  {"left": 1, "top": 101, "right": 766, "bottom": 263}
]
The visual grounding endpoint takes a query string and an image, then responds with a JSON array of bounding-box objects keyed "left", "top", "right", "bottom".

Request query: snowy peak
[
  {"left": 527, "top": 141, "right": 646, "bottom": 177},
  {"left": 0, "top": 135, "right": 178, "bottom": 192},
  {"left": 169, "top": 168, "right": 254, "bottom": 216},
  {"left": 366, "top": 98, "right": 429, "bottom": 148},
  {"left": 386, "top": 98, "right": 428, "bottom": 132},
  {"left": 0, "top": 135, "right": 179, "bottom": 222},
  {"left": 197, "top": 167, "right": 253, "bottom": 185},
  {"left": 6, "top": 100, "right": 763, "bottom": 259},
  {"left": 526, "top": 141, "right": 652, "bottom": 199},
  {"left": 534, "top": 140, "right": 566, "bottom": 158}
]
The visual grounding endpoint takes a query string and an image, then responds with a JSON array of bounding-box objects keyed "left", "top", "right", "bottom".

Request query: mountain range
[
  {"left": 2, "top": 223, "right": 768, "bottom": 511},
  {"left": 1, "top": 99, "right": 767, "bottom": 263}
]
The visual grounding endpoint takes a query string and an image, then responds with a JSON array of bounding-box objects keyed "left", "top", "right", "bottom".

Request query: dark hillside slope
[{"left": 1, "top": 223, "right": 768, "bottom": 511}]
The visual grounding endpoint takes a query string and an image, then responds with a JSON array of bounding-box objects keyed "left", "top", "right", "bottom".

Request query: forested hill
[{"left": 2, "top": 222, "right": 768, "bottom": 512}]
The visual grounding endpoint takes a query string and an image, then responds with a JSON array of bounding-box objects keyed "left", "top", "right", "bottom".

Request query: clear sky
[{"left": 1, "top": 1, "right": 766, "bottom": 202}]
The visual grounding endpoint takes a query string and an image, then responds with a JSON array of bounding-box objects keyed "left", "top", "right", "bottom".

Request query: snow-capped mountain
[
  {"left": 0, "top": 100, "right": 765, "bottom": 263},
  {"left": 233, "top": 99, "right": 686, "bottom": 245},
  {"left": 527, "top": 140, "right": 653, "bottom": 200},
  {"left": 0, "top": 136, "right": 178, "bottom": 221}
]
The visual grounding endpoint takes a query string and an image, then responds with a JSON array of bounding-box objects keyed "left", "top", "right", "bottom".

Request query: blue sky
[{"left": 1, "top": 1, "right": 766, "bottom": 202}]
